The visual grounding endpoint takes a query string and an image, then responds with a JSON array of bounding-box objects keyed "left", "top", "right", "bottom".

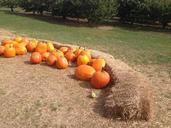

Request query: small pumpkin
[
  {"left": 56, "top": 56, "right": 68, "bottom": 69},
  {"left": 30, "top": 52, "right": 42, "bottom": 64},
  {"left": 46, "top": 54, "right": 57, "bottom": 66},
  {"left": 4, "top": 45, "right": 16, "bottom": 58},
  {"left": 51, "top": 50, "right": 64, "bottom": 60},
  {"left": 74, "top": 47, "right": 83, "bottom": 58},
  {"left": 91, "top": 71, "right": 110, "bottom": 89},
  {"left": 0, "top": 46, "right": 5, "bottom": 55},
  {"left": 65, "top": 51, "right": 76, "bottom": 62},
  {"left": 41, "top": 52, "right": 50, "bottom": 61},
  {"left": 47, "top": 42, "right": 55, "bottom": 52},
  {"left": 77, "top": 55, "right": 89, "bottom": 66},
  {"left": 80, "top": 50, "right": 91, "bottom": 60},
  {"left": 26, "top": 41, "right": 38, "bottom": 52},
  {"left": 14, "top": 36, "right": 23, "bottom": 43},
  {"left": 35, "top": 42, "right": 48, "bottom": 54},
  {"left": 92, "top": 58, "right": 106, "bottom": 71},
  {"left": 75, "top": 65, "right": 95, "bottom": 81},
  {"left": 59, "top": 47, "right": 68, "bottom": 54},
  {"left": 15, "top": 44, "right": 27, "bottom": 55},
  {"left": 2, "top": 39, "right": 12, "bottom": 46}
]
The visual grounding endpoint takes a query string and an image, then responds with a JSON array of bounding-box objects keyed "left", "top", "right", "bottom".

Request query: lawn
[{"left": 0, "top": 9, "right": 171, "bottom": 66}]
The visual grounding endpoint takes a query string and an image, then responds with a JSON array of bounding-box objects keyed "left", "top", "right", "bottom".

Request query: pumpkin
[
  {"left": 47, "top": 42, "right": 55, "bottom": 52},
  {"left": 59, "top": 47, "right": 68, "bottom": 54},
  {"left": 2, "top": 39, "right": 12, "bottom": 46},
  {"left": 92, "top": 59, "right": 106, "bottom": 71},
  {"left": 46, "top": 54, "right": 57, "bottom": 66},
  {"left": 51, "top": 50, "right": 64, "bottom": 60},
  {"left": 74, "top": 47, "right": 83, "bottom": 58},
  {"left": 75, "top": 65, "right": 95, "bottom": 81},
  {"left": 80, "top": 50, "right": 91, "bottom": 60},
  {"left": 41, "top": 52, "right": 50, "bottom": 61},
  {"left": 21, "top": 37, "right": 30, "bottom": 44},
  {"left": 91, "top": 71, "right": 110, "bottom": 89},
  {"left": 15, "top": 44, "right": 27, "bottom": 55},
  {"left": 68, "top": 47, "right": 76, "bottom": 53},
  {"left": 35, "top": 42, "right": 48, "bottom": 54},
  {"left": 26, "top": 41, "right": 38, "bottom": 52},
  {"left": 56, "top": 56, "right": 68, "bottom": 69},
  {"left": 0, "top": 46, "right": 5, "bottom": 55},
  {"left": 77, "top": 55, "right": 89, "bottom": 66},
  {"left": 30, "top": 52, "right": 42, "bottom": 64},
  {"left": 4, "top": 45, "right": 16, "bottom": 58},
  {"left": 14, "top": 36, "right": 23, "bottom": 43},
  {"left": 65, "top": 51, "right": 76, "bottom": 62}
]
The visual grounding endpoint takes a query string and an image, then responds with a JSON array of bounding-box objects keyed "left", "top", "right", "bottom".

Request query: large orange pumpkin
[
  {"left": 77, "top": 55, "right": 90, "bottom": 66},
  {"left": 65, "top": 51, "right": 76, "bottom": 62},
  {"left": 91, "top": 71, "right": 110, "bottom": 89},
  {"left": 56, "top": 56, "right": 68, "bottom": 69},
  {"left": 15, "top": 44, "right": 27, "bottom": 55},
  {"left": 75, "top": 65, "right": 95, "bottom": 81},
  {"left": 0, "top": 46, "right": 5, "bottom": 55},
  {"left": 41, "top": 52, "right": 50, "bottom": 61},
  {"left": 30, "top": 52, "right": 42, "bottom": 64},
  {"left": 92, "top": 59, "right": 106, "bottom": 71},
  {"left": 4, "top": 45, "right": 16, "bottom": 58},
  {"left": 26, "top": 41, "right": 38, "bottom": 52},
  {"left": 46, "top": 54, "right": 57, "bottom": 66},
  {"left": 35, "top": 42, "right": 47, "bottom": 54}
]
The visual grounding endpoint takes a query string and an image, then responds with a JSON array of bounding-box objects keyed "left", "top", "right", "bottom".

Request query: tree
[{"left": 0, "top": 0, "right": 21, "bottom": 12}]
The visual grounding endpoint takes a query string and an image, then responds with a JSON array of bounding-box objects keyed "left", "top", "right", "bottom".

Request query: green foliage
[{"left": 0, "top": 0, "right": 21, "bottom": 12}]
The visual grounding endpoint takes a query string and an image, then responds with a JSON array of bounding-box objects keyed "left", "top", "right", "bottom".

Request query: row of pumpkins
[{"left": 0, "top": 36, "right": 110, "bottom": 89}]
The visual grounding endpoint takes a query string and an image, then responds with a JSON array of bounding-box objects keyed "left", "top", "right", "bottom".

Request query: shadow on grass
[{"left": 1, "top": 9, "right": 171, "bottom": 34}]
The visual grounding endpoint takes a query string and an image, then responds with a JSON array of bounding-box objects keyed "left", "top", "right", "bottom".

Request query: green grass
[{"left": 0, "top": 9, "right": 171, "bottom": 66}]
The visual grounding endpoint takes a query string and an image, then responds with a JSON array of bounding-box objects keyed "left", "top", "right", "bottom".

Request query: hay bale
[{"left": 53, "top": 41, "right": 154, "bottom": 121}]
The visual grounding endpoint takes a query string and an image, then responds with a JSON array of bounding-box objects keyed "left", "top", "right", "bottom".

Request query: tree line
[{"left": 0, "top": 0, "right": 171, "bottom": 28}]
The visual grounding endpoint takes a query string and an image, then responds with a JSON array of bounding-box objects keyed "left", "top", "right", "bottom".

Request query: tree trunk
[{"left": 10, "top": 7, "right": 14, "bottom": 12}]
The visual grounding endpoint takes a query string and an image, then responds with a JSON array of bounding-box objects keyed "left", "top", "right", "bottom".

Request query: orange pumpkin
[
  {"left": 74, "top": 47, "right": 83, "bottom": 58},
  {"left": 67, "top": 47, "right": 76, "bottom": 53},
  {"left": 77, "top": 55, "right": 90, "bottom": 66},
  {"left": 51, "top": 50, "right": 64, "bottom": 60},
  {"left": 46, "top": 54, "right": 57, "bottom": 66},
  {"left": 92, "top": 59, "right": 106, "bottom": 71},
  {"left": 14, "top": 36, "right": 23, "bottom": 43},
  {"left": 75, "top": 65, "right": 95, "bottom": 81},
  {"left": 59, "top": 47, "right": 68, "bottom": 54},
  {"left": 91, "top": 71, "right": 110, "bottom": 89},
  {"left": 15, "top": 44, "right": 27, "bottom": 55},
  {"left": 56, "top": 56, "right": 68, "bottom": 69},
  {"left": 0, "top": 46, "right": 5, "bottom": 55},
  {"left": 30, "top": 52, "right": 42, "bottom": 64},
  {"left": 21, "top": 37, "right": 30, "bottom": 44},
  {"left": 41, "top": 52, "right": 50, "bottom": 61},
  {"left": 65, "top": 51, "right": 76, "bottom": 62},
  {"left": 2, "top": 39, "right": 12, "bottom": 46},
  {"left": 4, "top": 45, "right": 16, "bottom": 58},
  {"left": 47, "top": 42, "right": 55, "bottom": 52},
  {"left": 26, "top": 41, "right": 38, "bottom": 52},
  {"left": 35, "top": 42, "right": 47, "bottom": 54},
  {"left": 80, "top": 50, "right": 91, "bottom": 60}
]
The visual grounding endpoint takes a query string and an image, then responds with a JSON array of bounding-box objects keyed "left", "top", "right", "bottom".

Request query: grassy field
[{"left": 0, "top": 9, "right": 171, "bottom": 66}]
